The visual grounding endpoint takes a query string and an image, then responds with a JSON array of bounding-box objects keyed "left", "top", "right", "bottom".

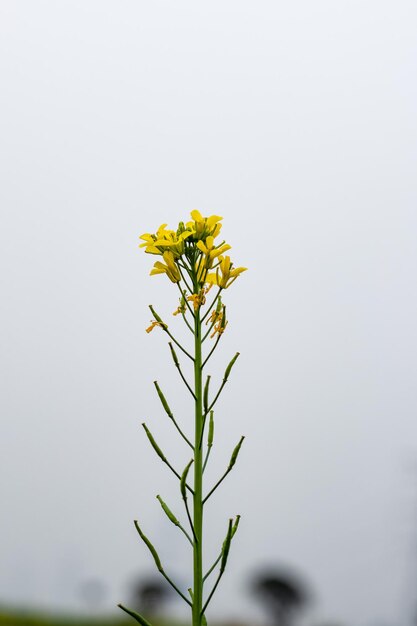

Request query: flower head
[{"left": 139, "top": 211, "right": 247, "bottom": 292}]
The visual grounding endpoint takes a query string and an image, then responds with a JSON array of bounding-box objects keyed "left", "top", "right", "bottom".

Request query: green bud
[
  {"left": 224, "top": 352, "right": 240, "bottom": 382},
  {"left": 207, "top": 411, "right": 214, "bottom": 448},
  {"left": 156, "top": 495, "right": 180, "bottom": 527},
  {"left": 142, "top": 423, "right": 166, "bottom": 463},
  {"left": 168, "top": 342, "right": 179, "bottom": 367},
  {"left": 118, "top": 604, "right": 153, "bottom": 626},
  {"left": 154, "top": 381, "right": 173, "bottom": 418},
  {"left": 134, "top": 520, "right": 163, "bottom": 572},
  {"left": 220, "top": 519, "right": 234, "bottom": 573},
  {"left": 181, "top": 459, "right": 193, "bottom": 500},
  {"left": 203, "top": 375, "right": 211, "bottom": 413},
  {"left": 228, "top": 436, "right": 245, "bottom": 470}
]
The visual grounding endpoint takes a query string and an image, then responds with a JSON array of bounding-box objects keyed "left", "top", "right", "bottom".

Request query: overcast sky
[{"left": 1, "top": 1, "right": 417, "bottom": 625}]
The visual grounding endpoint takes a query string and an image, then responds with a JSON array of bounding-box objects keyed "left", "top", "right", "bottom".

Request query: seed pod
[
  {"left": 224, "top": 352, "right": 240, "bottom": 382},
  {"left": 203, "top": 375, "right": 211, "bottom": 413},
  {"left": 220, "top": 519, "right": 234, "bottom": 573},
  {"left": 118, "top": 604, "right": 152, "bottom": 626},
  {"left": 228, "top": 436, "right": 245, "bottom": 470},
  {"left": 207, "top": 411, "right": 214, "bottom": 448},
  {"left": 134, "top": 520, "right": 163, "bottom": 572},
  {"left": 157, "top": 495, "right": 180, "bottom": 527},
  {"left": 168, "top": 342, "right": 180, "bottom": 367},
  {"left": 232, "top": 514, "right": 241, "bottom": 537},
  {"left": 180, "top": 459, "right": 193, "bottom": 500},
  {"left": 154, "top": 381, "right": 173, "bottom": 418},
  {"left": 142, "top": 423, "right": 167, "bottom": 463},
  {"left": 149, "top": 305, "right": 167, "bottom": 328},
  {"left": 220, "top": 305, "right": 227, "bottom": 330}
]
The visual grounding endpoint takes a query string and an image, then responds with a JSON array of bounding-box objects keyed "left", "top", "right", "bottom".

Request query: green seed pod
[
  {"left": 156, "top": 495, "right": 180, "bottom": 527},
  {"left": 228, "top": 436, "right": 245, "bottom": 470},
  {"left": 203, "top": 375, "right": 211, "bottom": 413},
  {"left": 180, "top": 459, "right": 193, "bottom": 500},
  {"left": 142, "top": 423, "right": 167, "bottom": 463},
  {"left": 207, "top": 411, "right": 214, "bottom": 448},
  {"left": 118, "top": 603, "right": 153, "bottom": 626},
  {"left": 224, "top": 352, "right": 240, "bottom": 382},
  {"left": 220, "top": 305, "right": 227, "bottom": 330},
  {"left": 220, "top": 519, "right": 234, "bottom": 573},
  {"left": 168, "top": 342, "right": 180, "bottom": 367},
  {"left": 232, "top": 514, "right": 241, "bottom": 537},
  {"left": 154, "top": 381, "right": 173, "bottom": 418},
  {"left": 134, "top": 520, "right": 163, "bottom": 572},
  {"left": 149, "top": 305, "right": 167, "bottom": 328}
]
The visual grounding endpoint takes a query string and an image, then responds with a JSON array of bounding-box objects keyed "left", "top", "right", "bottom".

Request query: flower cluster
[{"left": 139, "top": 210, "right": 247, "bottom": 291}]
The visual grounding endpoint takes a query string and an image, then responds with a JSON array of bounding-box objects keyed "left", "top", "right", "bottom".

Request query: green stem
[{"left": 192, "top": 307, "right": 204, "bottom": 626}]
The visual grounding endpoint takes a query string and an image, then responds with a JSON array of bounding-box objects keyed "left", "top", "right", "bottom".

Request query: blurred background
[{"left": 1, "top": 1, "right": 416, "bottom": 625}]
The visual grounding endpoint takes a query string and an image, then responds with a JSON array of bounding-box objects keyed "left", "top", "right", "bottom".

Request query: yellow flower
[
  {"left": 196, "top": 236, "right": 231, "bottom": 261},
  {"left": 150, "top": 251, "right": 181, "bottom": 283},
  {"left": 206, "top": 255, "right": 247, "bottom": 289},
  {"left": 187, "top": 291, "right": 206, "bottom": 311},
  {"left": 193, "top": 236, "right": 231, "bottom": 284},
  {"left": 146, "top": 320, "right": 166, "bottom": 333},
  {"left": 139, "top": 223, "right": 193, "bottom": 258},
  {"left": 211, "top": 318, "right": 228, "bottom": 339},
  {"left": 186, "top": 210, "right": 223, "bottom": 241}
]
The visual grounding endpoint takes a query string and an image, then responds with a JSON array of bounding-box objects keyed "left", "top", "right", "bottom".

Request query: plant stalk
[{"left": 192, "top": 308, "right": 204, "bottom": 626}]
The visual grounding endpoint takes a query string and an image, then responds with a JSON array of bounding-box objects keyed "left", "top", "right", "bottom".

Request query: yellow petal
[
  {"left": 206, "top": 273, "right": 218, "bottom": 285},
  {"left": 196, "top": 241, "right": 208, "bottom": 254},
  {"left": 191, "top": 209, "right": 203, "bottom": 222},
  {"left": 206, "top": 215, "right": 223, "bottom": 226}
]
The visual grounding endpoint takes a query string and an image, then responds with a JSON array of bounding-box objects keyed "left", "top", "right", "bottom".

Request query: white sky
[{"left": 1, "top": 1, "right": 417, "bottom": 625}]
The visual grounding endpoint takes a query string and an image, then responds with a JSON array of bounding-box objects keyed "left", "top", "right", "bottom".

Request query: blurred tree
[
  {"left": 129, "top": 575, "right": 172, "bottom": 617},
  {"left": 251, "top": 568, "right": 310, "bottom": 626}
]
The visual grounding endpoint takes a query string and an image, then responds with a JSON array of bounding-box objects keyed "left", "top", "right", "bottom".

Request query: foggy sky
[{"left": 1, "top": 1, "right": 417, "bottom": 625}]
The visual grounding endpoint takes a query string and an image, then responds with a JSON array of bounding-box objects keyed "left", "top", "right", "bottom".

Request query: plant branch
[
  {"left": 203, "top": 437, "right": 244, "bottom": 504},
  {"left": 149, "top": 305, "right": 194, "bottom": 361},
  {"left": 154, "top": 381, "right": 194, "bottom": 450},
  {"left": 168, "top": 342, "right": 197, "bottom": 400},
  {"left": 142, "top": 423, "right": 194, "bottom": 494}
]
